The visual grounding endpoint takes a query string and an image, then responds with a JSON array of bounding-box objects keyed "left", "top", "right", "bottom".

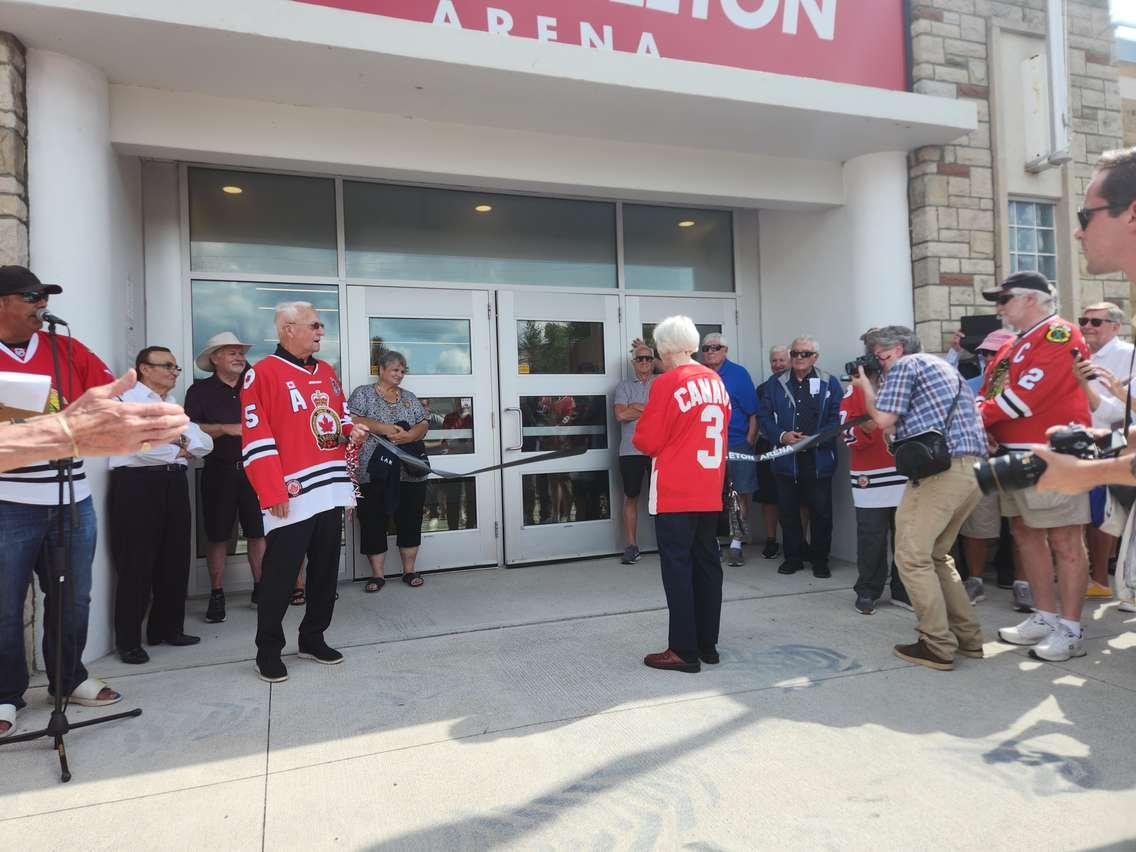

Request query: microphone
[{"left": 35, "top": 307, "right": 69, "bottom": 327}]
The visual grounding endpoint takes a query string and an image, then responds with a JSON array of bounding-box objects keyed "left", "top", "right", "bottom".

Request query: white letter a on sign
[{"left": 433, "top": 0, "right": 462, "bottom": 28}]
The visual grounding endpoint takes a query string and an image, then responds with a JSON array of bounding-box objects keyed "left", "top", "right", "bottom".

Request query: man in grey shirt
[{"left": 613, "top": 341, "right": 657, "bottom": 564}]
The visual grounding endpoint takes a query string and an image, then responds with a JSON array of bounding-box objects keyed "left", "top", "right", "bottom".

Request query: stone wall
[{"left": 908, "top": 0, "right": 1123, "bottom": 351}]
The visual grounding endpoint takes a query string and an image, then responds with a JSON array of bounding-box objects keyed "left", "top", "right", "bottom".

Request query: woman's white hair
[
  {"left": 653, "top": 315, "right": 701, "bottom": 357},
  {"left": 275, "top": 301, "right": 316, "bottom": 334}
]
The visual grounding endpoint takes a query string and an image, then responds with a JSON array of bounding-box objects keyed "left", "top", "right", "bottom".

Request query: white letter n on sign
[
  {"left": 783, "top": 0, "right": 837, "bottom": 41},
  {"left": 487, "top": 7, "right": 514, "bottom": 33},
  {"left": 580, "top": 22, "right": 614, "bottom": 49}
]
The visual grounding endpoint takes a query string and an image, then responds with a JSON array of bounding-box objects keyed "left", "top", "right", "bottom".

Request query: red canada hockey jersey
[
  {"left": 0, "top": 332, "right": 114, "bottom": 504},
  {"left": 839, "top": 384, "right": 906, "bottom": 509},
  {"left": 633, "top": 362, "right": 730, "bottom": 514},
  {"left": 978, "top": 315, "right": 1091, "bottom": 448},
  {"left": 240, "top": 352, "right": 354, "bottom": 533}
]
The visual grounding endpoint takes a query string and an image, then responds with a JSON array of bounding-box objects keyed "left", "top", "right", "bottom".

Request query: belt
[{"left": 112, "top": 464, "right": 186, "bottom": 473}]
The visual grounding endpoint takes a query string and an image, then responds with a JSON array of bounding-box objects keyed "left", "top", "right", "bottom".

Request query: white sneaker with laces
[
  {"left": 997, "top": 613, "right": 1053, "bottom": 646},
  {"left": 1118, "top": 599, "right": 1136, "bottom": 613},
  {"left": 1029, "top": 625, "right": 1086, "bottom": 662}
]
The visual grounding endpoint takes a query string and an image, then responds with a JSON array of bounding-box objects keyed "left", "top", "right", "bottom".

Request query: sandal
[
  {"left": 365, "top": 577, "right": 386, "bottom": 593},
  {"left": 290, "top": 589, "right": 306, "bottom": 606},
  {"left": 402, "top": 572, "right": 424, "bottom": 587},
  {"left": 0, "top": 703, "right": 16, "bottom": 739},
  {"left": 67, "top": 678, "right": 123, "bottom": 708}
]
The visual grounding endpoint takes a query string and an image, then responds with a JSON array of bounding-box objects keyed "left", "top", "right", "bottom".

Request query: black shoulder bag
[{"left": 891, "top": 374, "right": 964, "bottom": 483}]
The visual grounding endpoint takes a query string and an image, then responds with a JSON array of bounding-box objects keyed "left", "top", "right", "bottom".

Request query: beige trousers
[{"left": 894, "top": 456, "right": 984, "bottom": 659}]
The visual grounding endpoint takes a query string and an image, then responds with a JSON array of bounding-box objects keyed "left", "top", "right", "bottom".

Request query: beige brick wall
[{"left": 909, "top": 0, "right": 1124, "bottom": 351}]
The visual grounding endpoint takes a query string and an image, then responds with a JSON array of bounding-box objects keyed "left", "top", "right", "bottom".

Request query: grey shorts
[
  {"left": 1000, "top": 486, "right": 1090, "bottom": 529},
  {"left": 960, "top": 492, "right": 1001, "bottom": 539},
  {"left": 727, "top": 444, "right": 758, "bottom": 493}
]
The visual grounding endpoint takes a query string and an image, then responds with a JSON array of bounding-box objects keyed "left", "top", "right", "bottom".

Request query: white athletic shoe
[
  {"left": 1118, "top": 599, "right": 1136, "bottom": 613},
  {"left": 1029, "top": 625, "right": 1086, "bottom": 662},
  {"left": 997, "top": 613, "right": 1053, "bottom": 646}
]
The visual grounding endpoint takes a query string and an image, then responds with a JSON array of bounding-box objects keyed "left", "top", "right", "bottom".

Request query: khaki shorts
[
  {"left": 1000, "top": 485, "right": 1090, "bottom": 529},
  {"left": 960, "top": 492, "right": 1001, "bottom": 539}
]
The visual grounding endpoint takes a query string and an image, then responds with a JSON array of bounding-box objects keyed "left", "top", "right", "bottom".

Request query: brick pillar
[{"left": 0, "top": 32, "right": 33, "bottom": 672}]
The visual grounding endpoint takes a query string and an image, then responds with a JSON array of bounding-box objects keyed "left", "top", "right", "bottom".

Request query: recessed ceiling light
[
  {"left": 475, "top": 204, "right": 493, "bottom": 213},
  {"left": 222, "top": 185, "right": 243, "bottom": 195},
  {"left": 677, "top": 220, "right": 696, "bottom": 228}
]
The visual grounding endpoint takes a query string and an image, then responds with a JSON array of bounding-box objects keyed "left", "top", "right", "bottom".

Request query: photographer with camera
[
  {"left": 852, "top": 326, "right": 986, "bottom": 671},
  {"left": 975, "top": 272, "right": 1092, "bottom": 662}
]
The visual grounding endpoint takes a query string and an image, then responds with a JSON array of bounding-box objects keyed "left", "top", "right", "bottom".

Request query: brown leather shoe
[
  {"left": 644, "top": 649, "right": 700, "bottom": 673},
  {"left": 893, "top": 639, "right": 954, "bottom": 671}
]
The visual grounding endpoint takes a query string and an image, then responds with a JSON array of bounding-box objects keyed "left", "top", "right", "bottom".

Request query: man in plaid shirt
[{"left": 852, "top": 325, "right": 987, "bottom": 671}]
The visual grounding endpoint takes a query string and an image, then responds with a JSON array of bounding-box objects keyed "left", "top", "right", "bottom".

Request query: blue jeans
[{"left": 0, "top": 497, "right": 96, "bottom": 709}]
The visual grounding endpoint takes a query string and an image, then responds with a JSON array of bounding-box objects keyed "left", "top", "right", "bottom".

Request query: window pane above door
[
  {"left": 516, "top": 320, "right": 605, "bottom": 374},
  {"left": 369, "top": 317, "right": 472, "bottom": 375},
  {"left": 344, "top": 182, "right": 617, "bottom": 288},
  {"left": 624, "top": 205, "right": 734, "bottom": 292}
]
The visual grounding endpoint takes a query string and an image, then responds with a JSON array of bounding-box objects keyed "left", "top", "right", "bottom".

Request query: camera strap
[{"left": 1125, "top": 343, "right": 1135, "bottom": 436}]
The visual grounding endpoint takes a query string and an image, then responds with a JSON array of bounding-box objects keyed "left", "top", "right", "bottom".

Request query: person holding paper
[{"left": 0, "top": 265, "right": 121, "bottom": 739}]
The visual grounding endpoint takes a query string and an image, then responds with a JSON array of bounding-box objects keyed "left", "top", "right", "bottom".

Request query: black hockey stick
[{"left": 726, "top": 415, "right": 871, "bottom": 464}]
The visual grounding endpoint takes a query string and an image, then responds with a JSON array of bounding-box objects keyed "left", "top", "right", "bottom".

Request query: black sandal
[
  {"left": 402, "top": 572, "right": 424, "bottom": 587},
  {"left": 290, "top": 589, "right": 306, "bottom": 606},
  {"left": 365, "top": 577, "right": 385, "bottom": 593}
]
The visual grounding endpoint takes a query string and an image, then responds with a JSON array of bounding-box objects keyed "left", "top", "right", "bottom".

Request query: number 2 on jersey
[{"left": 698, "top": 404, "right": 725, "bottom": 469}]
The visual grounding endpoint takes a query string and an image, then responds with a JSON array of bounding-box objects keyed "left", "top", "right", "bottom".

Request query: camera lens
[{"left": 973, "top": 452, "right": 1048, "bottom": 495}]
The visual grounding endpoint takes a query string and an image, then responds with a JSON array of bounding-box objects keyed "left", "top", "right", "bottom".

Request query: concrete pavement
[{"left": 2, "top": 554, "right": 1135, "bottom": 850}]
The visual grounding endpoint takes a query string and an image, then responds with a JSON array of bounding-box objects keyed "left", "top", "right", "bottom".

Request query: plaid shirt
[{"left": 875, "top": 353, "right": 987, "bottom": 459}]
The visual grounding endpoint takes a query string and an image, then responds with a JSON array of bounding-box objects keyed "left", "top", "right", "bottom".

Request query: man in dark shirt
[{"left": 184, "top": 332, "right": 265, "bottom": 624}]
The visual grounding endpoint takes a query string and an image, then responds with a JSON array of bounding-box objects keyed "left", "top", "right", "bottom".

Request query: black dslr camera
[
  {"left": 843, "top": 352, "right": 881, "bottom": 381},
  {"left": 974, "top": 426, "right": 1123, "bottom": 495}
]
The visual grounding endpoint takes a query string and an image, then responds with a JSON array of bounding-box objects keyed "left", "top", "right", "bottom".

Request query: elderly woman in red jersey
[{"left": 633, "top": 315, "right": 732, "bottom": 673}]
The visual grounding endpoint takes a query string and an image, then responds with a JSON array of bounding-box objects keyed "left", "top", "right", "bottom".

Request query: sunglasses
[
  {"left": 633, "top": 355, "right": 655, "bottom": 363},
  {"left": 288, "top": 321, "right": 325, "bottom": 331},
  {"left": 1077, "top": 204, "right": 1125, "bottom": 231},
  {"left": 994, "top": 293, "right": 1019, "bottom": 306},
  {"left": 1078, "top": 317, "right": 1115, "bottom": 327},
  {"left": 10, "top": 290, "right": 48, "bottom": 304},
  {"left": 701, "top": 344, "right": 725, "bottom": 353},
  {"left": 143, "top": 362, "right": 182, "bottom": 373},
  {"left": 789, "top": 350, "right": 816, "bottom": 358}
]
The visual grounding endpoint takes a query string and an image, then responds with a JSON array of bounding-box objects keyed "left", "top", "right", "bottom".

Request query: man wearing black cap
[
  {"left": 976, "top": 271, "right": 1093, "bottom": 663},
  {"left": 0, "top": 266, "right": 122, "bottom": 738}
]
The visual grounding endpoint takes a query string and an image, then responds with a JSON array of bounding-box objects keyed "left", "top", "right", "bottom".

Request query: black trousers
[
  {"left": 357, "top": 480, "right": 426, "bottom": 555},
  {"left": 256, "top": 507, "right": 343, "bottom": 662},
  {"left": 776, "top": 453, "right": 834, "bottom": 565},
  {"left": 655, "top": 511, "right": 723, "bottom": 659},
  {"left": 852, "top": 506, "right": 907, "bottom": 600},
  {"left": 108, "top": 466, "right": 191, "bottom": 649}
]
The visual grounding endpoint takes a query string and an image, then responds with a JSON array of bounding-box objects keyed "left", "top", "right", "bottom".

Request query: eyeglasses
[
  {"left": 11, "top": 291, "right": 48, "bottom": 304},
  {"left": 1078, "top": 317, "right": 1115, "bottom": 327},
  {"left": 789, "top": 350, "right": 816, "bottom": 358},
  {"left": 701, "top": 344, "right": 724, "bottom": 353},
  {"left": 143, "top": 362, "right": 182, "bottom": 373},
  {"left": 994, "top": 293, "right": 1018, "bottom": 306},
  {"left": 1077, "top": 204, "right": 1125, "bottom": 230},
  {"left": 633, "top": 355, "right": 655, "bottom": 363},
  {"left": 287, "top": 321, "right": 325, "bottom": 331}
]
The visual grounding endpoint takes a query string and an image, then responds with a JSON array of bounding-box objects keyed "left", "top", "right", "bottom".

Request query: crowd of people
[{"left": 5, "top": 147, "right": 1136, "bottom": 735}]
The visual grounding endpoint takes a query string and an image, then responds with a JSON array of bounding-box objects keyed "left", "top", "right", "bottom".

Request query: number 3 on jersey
[{"left": 698, "top": 404, "right": 725, "bottom": 469}]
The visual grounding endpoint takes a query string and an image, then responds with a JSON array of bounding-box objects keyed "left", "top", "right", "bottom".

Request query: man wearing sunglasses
[
  {"left": 976, "top": 271, "right": 1093, "bottom": 662},
  {"left": 614, "top": 342, "right": 658, "bottom": 564},
  {"left": 700, "top": 333, "right": 758, "bottom": 566}
]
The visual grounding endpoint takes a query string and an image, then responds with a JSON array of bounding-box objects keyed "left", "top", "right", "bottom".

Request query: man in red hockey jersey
[
  {"left": 633, "top": 315, "right": 730, "bottom": 673},
  {"left": 241, "top": 301, "right": 367, "bottom": 683},
  {"left": 978, "top": 272, "right": 1093, "bottom": 662}
]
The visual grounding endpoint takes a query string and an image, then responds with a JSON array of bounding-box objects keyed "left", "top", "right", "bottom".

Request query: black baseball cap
[
  {"left": 982, "top": 271, "right": 1052, "bottom": 302},
  {"left": 0, "top": 265, "right": 63, "bottom": 297}
]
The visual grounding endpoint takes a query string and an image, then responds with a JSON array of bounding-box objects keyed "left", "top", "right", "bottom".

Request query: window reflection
[
  {"left": 519, "top": 395, "right": 607, "bottom": 451},
  {"left": 624, "top": 204, "right": 734, "bottom": 292},
  {"left": 517, "top": 320, "right": 605, "bottom": 375},
  {"left": 522, "top": 471, "right": 610, "bottom": 526},
  {"left": 641, "top": 323, "right": 721, "bottom": 369},
  {"left": 190, "top": 281, "right": 341, "bottom": 378},
  {"left": 420, "top": 397, "right": 474, "bottom": 455},
  {"left": 369, "top": 317, "right": 472, "bottom": 376},
  {"left": 422, "top": 477, "right": 477, "bottom": 533}
]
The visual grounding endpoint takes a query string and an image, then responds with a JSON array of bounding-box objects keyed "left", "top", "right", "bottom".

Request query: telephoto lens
[{"left": 973, "top": 452, "right": 1048, "bottom": 495}]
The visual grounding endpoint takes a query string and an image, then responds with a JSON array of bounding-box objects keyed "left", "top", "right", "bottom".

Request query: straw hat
[{"left": 195, "top": 331, "right": 252, "bottom": 372}]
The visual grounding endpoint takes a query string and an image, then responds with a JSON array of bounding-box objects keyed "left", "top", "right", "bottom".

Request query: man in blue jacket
[{"left": 757, "top": 335, "right": 843, "bottom": 578}]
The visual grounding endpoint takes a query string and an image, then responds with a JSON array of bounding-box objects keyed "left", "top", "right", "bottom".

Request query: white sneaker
[
  {"left": 964, "top": 577, "right": 985, "bottom": 604},
  {"left": 1029, "top": 625, "right": 1086, "bottom": 662},
  {"left": 998, "top": 613, "right": 1053, "bottom": 646},
  {"left": 1118, "top": 599, "right": 1136, "bottom": 613},
  {"left": 1011, "top": 580, "right": 1034, "bottom": 613}
]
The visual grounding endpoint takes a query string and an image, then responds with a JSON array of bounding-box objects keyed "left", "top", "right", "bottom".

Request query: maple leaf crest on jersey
[{"left": 309, "top": 389, "right": 342, "bottom": 450}]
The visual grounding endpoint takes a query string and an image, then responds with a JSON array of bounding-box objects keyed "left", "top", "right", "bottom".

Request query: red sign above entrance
[{"left": 296, "top": 0, "right": 909, "bottom": 92}]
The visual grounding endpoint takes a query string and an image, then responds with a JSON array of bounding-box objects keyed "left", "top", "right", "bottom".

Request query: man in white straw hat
[{"left": 185, "top": 331, "right": 265, "bottom": 625}]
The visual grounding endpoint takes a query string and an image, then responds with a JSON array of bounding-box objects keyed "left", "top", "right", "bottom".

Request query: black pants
[
  {"left": 655, "top": 511, "right": 723, "bottom": 659},
  {"left": 776, "top": 454, "right": 834, "bottom": 565},
  {"left": 108, "top": 466, "right": 191, "bottom": 649},
  {"left": 852, "top": 506, "right": 907, "bottom": 600},
  {"left": 256, "top": 507, "right": 343, "bottom": 663},
  {"left": 357, "top": 480, "right": 427, "bottom": 555}
]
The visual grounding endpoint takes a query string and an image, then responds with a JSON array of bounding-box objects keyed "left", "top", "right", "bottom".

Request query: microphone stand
[{"left": 0, "top": 319, "right": 141, "bottom": 782}]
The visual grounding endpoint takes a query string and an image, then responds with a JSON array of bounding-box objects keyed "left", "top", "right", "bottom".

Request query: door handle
[{"left": 504, "top": 406, "right": 523, "bottom": 452}]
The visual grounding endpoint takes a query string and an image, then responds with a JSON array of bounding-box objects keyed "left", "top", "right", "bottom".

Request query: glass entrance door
[
  {"left": 346, "top": 286, "right": 499, "bottom": 577},
  {"left": 496, "top": 291, "right": 623, "bottom": 564},
  {"left": 623, "top": 296, "right": 738, "bottom": 365}
]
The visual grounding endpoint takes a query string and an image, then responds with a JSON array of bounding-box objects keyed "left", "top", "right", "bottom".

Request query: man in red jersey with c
[{"left": 634, "top": 315, "right": 731, "bottom": 673}]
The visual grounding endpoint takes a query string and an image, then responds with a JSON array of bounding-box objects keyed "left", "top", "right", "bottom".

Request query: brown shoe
[
  {"left": 644, "top": 649, "right": 700, "bottom": 673},
  {"left": 957, "top": 644, "right": 985, "bottom": 659},
  {"left": 893, "top": 639, "right": 954, "bottom": 671}
]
